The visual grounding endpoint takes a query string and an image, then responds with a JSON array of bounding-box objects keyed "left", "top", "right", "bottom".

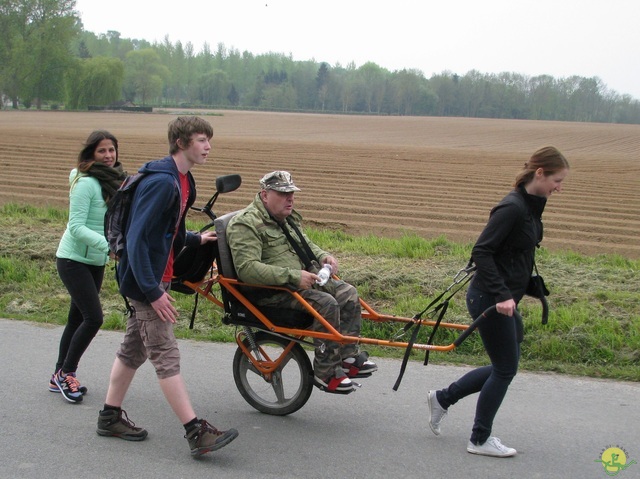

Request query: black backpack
[
  {"left": 171, "top": 242, "right": 218, "bottom": 294},
  {"left": 104, "top": 173, "right": 146, "bottom": 260},
  {"left": 171, "top": 241, "right": 219, "bottom": 329}
]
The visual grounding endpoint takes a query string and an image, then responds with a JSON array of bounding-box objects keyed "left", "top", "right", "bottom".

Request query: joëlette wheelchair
[{"left": 174, "top": 174, "right": 517, "bottom": 416}]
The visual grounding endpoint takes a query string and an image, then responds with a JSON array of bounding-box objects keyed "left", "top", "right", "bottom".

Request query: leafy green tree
[
  {"left": 123, "top": 48, "right": 169, "bottom": 105},
  {"left": 339, "top": 62, "right": 358, "bottom": 112},
  {"left": 197, "top": 69, "right": 230, "bottom": 105},
  {"left": 390, "top": 69, "right": 424, "bottom": 115},
  {"left": 227, "top": 84, "right": 239, "bottom": 106},
  {"left": 65, "top": 56, "right": 124, "bottom": 109},
  {"left": 528, "top": 74, "right": 558, "bottom": 120},
  {"left": 169, "top": 41, "right": 189, "bottom": 105},
  {"left": 260, "top": 84, "right": 297, "bottom": 110},
  {"left": 569, "top": 76, "right": 604, "bottom": 122},
  {"left": 1, "top": 0, "right": 78, "bottom": 109},
  {"left": 316, "top": 62, "right": 330, "bottom": 111},
  {"left": 357, "top": 62, "right": 387, "bottom": 113},
  {"left": 0, "top": 0, "right": 24, "bottom": 107},
  {"left": 6, "top": 8, "right": 640, "bottom": 123},
  {"left": 494, "top": 72, "right": 529, "bottom": 119}
]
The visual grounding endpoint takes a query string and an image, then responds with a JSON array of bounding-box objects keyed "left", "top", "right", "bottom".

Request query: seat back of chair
[
  {"left": 214, "top": 210, "right": 241, "bottom": 280},
  {"left": 213, "top": 210, "right": 314, "bottom": 330}
]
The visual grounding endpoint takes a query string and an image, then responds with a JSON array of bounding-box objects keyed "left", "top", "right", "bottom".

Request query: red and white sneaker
[{"left": 314, "top": 373, "right": 355, "bottom": 394}]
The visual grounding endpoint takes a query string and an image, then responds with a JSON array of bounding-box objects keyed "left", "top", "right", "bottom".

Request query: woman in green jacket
[{"left": 50, "top": 130, "right": 126, "bottom": 403}]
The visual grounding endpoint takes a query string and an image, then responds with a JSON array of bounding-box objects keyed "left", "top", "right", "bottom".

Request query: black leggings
[
  {"left": 437, "top": 285, "right": 521, "bottom": 445},
  {"left": 55, "top": 258, "right": 105, "bottom": 373}
]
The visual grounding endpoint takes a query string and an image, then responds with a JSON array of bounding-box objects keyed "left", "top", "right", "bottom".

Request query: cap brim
[{"left": 270, "top": 185, "right": 301, "bottom": 192}]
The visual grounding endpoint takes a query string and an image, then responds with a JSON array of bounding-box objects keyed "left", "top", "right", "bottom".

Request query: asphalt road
[{"left": 1, "top": 318, "right": 638, "bottom": 479}]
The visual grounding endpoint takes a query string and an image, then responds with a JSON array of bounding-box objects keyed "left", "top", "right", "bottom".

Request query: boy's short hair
[{"left": 168, "top": 116, "right": 214, "bottom": 154}]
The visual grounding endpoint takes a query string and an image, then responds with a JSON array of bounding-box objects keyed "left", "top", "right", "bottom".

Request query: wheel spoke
[
  {"left": 270, "top": 371, "right": 286, "bottom": 403},
  {"left": 233, "top": 333, "right": 314, "bottom": 415}
]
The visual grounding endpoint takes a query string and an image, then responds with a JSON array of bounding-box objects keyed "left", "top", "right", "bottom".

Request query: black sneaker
[
  {"left": 342, "top": 351, "right": 378, "bottom": 378},
  {"left": 49, "top": 373, "right": 87, "bottom": 395},
  {"left": 53, "top": 370, "right": 83, "bottom": 403},
  {"left": 97, "top": 409, "right": 148, "bottom": 441},
  {"left": 185, "top": 419, "right": 239, "bottom": 456}
]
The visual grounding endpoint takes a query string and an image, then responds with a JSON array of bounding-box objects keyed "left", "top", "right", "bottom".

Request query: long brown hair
[
  {"left": 77, "top": 130, "right": 119, "bottom": 172},
  {"left": 514, "top": 146, "right": 569, "bottom": 187}
]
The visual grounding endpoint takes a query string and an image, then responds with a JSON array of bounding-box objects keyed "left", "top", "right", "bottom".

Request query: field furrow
[{"left": 1, "top": 110, "right": 638, "bottom": 258}]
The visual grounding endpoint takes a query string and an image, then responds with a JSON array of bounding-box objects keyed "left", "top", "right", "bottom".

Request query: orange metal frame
[{"left": 181, "top": 265, "right": 470, "bottom": 358}]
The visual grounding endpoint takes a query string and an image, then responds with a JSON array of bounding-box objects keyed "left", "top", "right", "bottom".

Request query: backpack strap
[{"left": 112, "top": 262, "right": 134, "bottom": 318}]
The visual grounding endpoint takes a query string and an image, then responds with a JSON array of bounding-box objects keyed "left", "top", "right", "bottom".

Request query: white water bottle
[{"left": 316, "top": 264, "right": 332, "bottom": 286}]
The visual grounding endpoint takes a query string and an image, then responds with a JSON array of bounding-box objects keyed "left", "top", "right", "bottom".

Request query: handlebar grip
[
  {"left": 540, "top": 295, "right": 549, "bottom": 325},
  {"left": 454, "top": 306, "right": 524, "bottom": 347}
]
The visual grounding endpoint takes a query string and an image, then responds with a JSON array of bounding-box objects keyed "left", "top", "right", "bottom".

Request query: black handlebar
[
  {"left": 189, "top": 174, "right": 242, "bottom": 233},
  {"left": 453, "top": 306, "right": 524, "bottom": 347}
]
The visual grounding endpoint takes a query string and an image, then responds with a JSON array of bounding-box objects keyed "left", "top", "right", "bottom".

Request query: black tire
[{"left": 232, "top": 332, "right": 314, "bottom": 416}]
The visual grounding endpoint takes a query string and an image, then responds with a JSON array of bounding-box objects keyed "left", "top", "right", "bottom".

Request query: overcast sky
[{"left": 75, "top": 0, "right": 640, "bottom": 100}]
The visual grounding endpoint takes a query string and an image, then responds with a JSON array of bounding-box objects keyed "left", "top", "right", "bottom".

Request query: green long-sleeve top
[
  {"left": 56, "top": 169, "right": 110, "bottom": 266},
  {"left": 227, "top": 193, "right": 328, "bottom": 288}
]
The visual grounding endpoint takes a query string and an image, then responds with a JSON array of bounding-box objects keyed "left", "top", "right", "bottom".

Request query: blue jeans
[
  {"left": 437, "top": 285, "right": 521, "bottom": 445},
  {"left": 55, "top": 258, "right": 105, "bottom": 373}
]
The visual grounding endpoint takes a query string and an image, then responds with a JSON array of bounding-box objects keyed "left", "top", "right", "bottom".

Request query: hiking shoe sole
[
  {"left": 96, "top": 428, "right": 148, "bottom": 441},
  {"left": 190, "top": 428, "right": 239, "bottom": 456}
]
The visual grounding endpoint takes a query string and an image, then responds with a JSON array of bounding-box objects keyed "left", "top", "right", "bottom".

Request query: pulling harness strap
[
  {"left": 533, "top": 260, "right": 549, "bottom": 325},
  {"left": 392, "top": 262, "right": 475, "bottom": 391}
]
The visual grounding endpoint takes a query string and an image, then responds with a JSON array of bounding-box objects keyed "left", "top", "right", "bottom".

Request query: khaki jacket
[{"left": 227, "top": 193, "right": 328, "bottom": 288}]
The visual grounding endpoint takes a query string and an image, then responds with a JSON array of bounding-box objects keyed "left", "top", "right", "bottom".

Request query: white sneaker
[
  {"left": 467, "top": 437, "right": 517, "bottom": 457},
  {"left": 427, "top": 390, "right": 448, "bottom": 436}
]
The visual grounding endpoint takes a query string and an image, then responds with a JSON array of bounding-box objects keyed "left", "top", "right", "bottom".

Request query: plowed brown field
[{"left": 1, "top": 110, "right": 639, "bottom": 258}]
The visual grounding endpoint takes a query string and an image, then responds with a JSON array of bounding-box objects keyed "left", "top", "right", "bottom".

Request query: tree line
[{"left": 2, "top": 0, "right": 640, "bottom": 124}]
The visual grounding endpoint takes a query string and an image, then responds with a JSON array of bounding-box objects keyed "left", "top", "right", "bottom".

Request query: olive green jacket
[{"left": 227, "top": 193, "right": 328, "bottom": 288}]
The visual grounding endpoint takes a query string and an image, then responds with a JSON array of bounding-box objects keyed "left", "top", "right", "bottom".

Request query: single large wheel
[{"left": 233, "top": 331, "right": 314, "bottom": 416}]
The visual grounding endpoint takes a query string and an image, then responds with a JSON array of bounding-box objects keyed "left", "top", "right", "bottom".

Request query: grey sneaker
[
  {"left": 97, "top": 409, "right": 148, "bottom": 441},
  {"left": 53, "top": 370, "right": 83, "bottom": 403},
  {"left": 467, "top": 437, "right": 517, "bottom": 457},
  {"left": 185, "top": 419, "right": 239, "bottom": 456},
  {"left": 49, "top": 373, "right": 87, "bottom": 395},
  {"left": 427, "top": 390, "right": 447, "bottom": 436}
]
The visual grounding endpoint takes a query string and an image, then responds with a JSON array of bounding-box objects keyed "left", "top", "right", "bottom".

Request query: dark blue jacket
[
  {"left": 470, "top": 185, "right": 547, "bottom": 304},
  {"left": 118, "top": 156, "right": 200, "bottom": 303}
]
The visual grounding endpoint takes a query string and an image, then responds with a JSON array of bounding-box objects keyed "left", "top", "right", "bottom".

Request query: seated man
[{"left": 227, "top": 170, "right": 377, "bottom": 394}]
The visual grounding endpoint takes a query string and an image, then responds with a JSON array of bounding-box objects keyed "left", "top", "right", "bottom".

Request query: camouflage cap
[{"left": 259, "top": 171, "right": 301, "bottom": 192}]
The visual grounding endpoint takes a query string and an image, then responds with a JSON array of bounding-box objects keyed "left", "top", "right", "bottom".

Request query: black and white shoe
[{"left": 342, "top": 351, "right": 378, "bottom": 378}]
